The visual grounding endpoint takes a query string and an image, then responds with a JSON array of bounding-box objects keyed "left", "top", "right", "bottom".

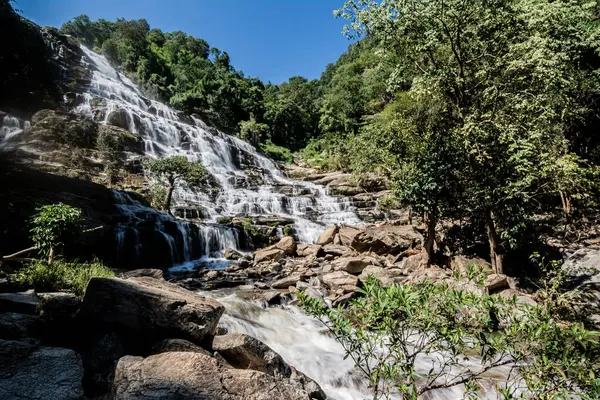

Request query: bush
[
  {"left": 30, "top": 203, "right": 83, "bottom": 261},
  {"left": 300, "top": 276, "right": 600, "bottom": 399},
  {"left": 260, "top": 140, "right": 293, "bottom": 163},
  {"left": 11, "top": 259, "right": 115, "bottom": 297}
]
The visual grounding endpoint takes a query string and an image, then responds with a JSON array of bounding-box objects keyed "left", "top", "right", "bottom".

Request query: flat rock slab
[
  {"left": 123, "top": 268, "right": 164, "bottom": 280},
  {"left": 81, "top": 277, "right": 224, "bottom": 346},
  {"left": 0, "top": 290, "right": 40, "bottom": 315},
  {"left": 0, "top": 339, "right": 84, "bottom": 400},
  {"left": 114, "top": 351, "right": 314, "bottom": 400}
]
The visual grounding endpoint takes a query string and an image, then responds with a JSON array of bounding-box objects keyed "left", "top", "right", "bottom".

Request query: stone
[
  {"left": 152, "top": 338, "right": 210, "bottom": 355},
  {"left": 333, "top": 234, "right": 342, "bottom": 245},
  {"left": 485, "top": 274, "right": 509, "bottom": 293},
  {"left": 332, "top": 292, "right": 356, "bottom": 307},
  {"left": 83, "top": 332, "right": 124, "bottom": 396},
  {"left": 0, "top": 313, "right": 40, "bottom": 340},
  {"left": 296, "top": 244, "right": 323, "bottom": 257},
  {"left": 271, "top": 275, "right": 302, "bottom": 289},
  {"left": 38, "top": 292, "right": 80, "bottom": 320},
  {"left": 338, "top": 225, "right": 362, "bottom": 247},
  {"left": 80, "top": 277, "right": 224, "bottom": 348},
  {"left": 275, "top": 236, "right": 297, "bottom": 256},
  {"left": 0, "top": 290, "right": 40, "bottom": 315},
  {"left": 316, "top": 225, "right": 338, "bottom": 245},
  {"left": 351, "top": 224, "right": 422, "bottom": 255},
  {"left": 399, "top": 253, "right": 428, "bottom": 273},
  {"left": 224, "top": 248, "right": 244, "bottom": 260},
  {"left": 0, "top": 339, "right": 84, "bottom": 399},
  {"left": 562, "top": 248, "right": 600, "bottom": 327},
  {"left": 124, "top": 268, "right": 164, "bottom": 279},
  {"left": 212, "top": 333, "right": 325, "bottom": 399},
  {"left": 322, "top": 244, "right": 352, "bottom": 257},
  {"left": 212, "top": 333, "right": 291, "bottom": 377},
  {"left": 358, "top": 265, "right": 394, "bottom": 286},
  {"left": 114, "top": 351, "right": 316, "bottom": 400},
  {"left": 450, "top": 256, "right": 493, "bottom": 276},
  {"left": 334, "top": 256, "right": 381, "bottom": 274},
  {"left": 497, "top": 289, "right": 538, "bottom": 306},
  {"left": 254, "top": 248, "right": 285, "bottom": 264},
  {"left": 206, "top": 270, "right": 219, "bottom": 279},
  {"left": 322, "top": 271, "right": 359, "bottom": 290}
]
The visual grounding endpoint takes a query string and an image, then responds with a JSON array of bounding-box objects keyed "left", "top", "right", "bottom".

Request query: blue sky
[{"left": 14, "top": 0, "right": 353, "bottom": 84}]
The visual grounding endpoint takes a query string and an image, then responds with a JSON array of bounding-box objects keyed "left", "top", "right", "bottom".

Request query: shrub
[
  {"left": 300, "top": 276, "right": 600, "bottom": 399},
  {"left": 260, "top": 140, "right": 293, "bottom": 163},
  {"left": 97, "top": 129, "right": 123, "bottom": 184},
  {"left": 30, "top": 203, "right": 83, "bottom": 263},
  {"left": 11, "top": 259, "right": 115, "bottom": 297}
]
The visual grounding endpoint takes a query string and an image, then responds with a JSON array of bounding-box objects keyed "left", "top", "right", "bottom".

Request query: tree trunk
[
  {"left": 166, "top": 182, "right": 175, "bottom": 216},
  {"left": 48, "top": 247, "right": 55, "bottom": 265},
  {"left": 559, "top": 190, "right": 572, "bottom": 218},
  {"left": 423, "top": 211, "right": 437, "bottom": 266},
  {"left": 485, "top": 210, "right": 503, "bottom": 274},
  {"left": 408, "top": 207, "right": 413, "bottom": 225}
]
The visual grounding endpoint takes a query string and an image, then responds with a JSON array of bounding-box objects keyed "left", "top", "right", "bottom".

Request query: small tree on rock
[{"left": 144, "top": 155, "right": 209, "bottom": 216}]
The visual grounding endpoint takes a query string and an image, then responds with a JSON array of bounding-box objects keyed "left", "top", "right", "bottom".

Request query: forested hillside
[{"left": 59, "top": 1, "right": 600, "bottom": 275}]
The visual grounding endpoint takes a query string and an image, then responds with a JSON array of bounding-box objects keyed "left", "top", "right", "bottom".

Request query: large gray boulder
[
  {"left": 0, "top": 339, "right": 84, "bottom": 399},
  {"left": 80, "top": 277, "right": 224, "bottom": 346},
  {"left": 351, "top": 224, "right": 422, "bottom": 255},
  {"left": 114, "top": 351, "right": 316, "bottom": 400},
  {"left": 0, "top": 313, "right": 40, "bottom": 340}
]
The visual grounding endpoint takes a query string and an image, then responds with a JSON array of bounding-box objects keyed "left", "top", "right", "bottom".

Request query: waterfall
[
  {"left": 74, "top": 45, "right": 361, "bottom": 249},
  {"left": 208, "top": 290, "right": 517, "bottom": 400},
  {"left": 0, "top": 114, "right": 29, "bottom": 148}
]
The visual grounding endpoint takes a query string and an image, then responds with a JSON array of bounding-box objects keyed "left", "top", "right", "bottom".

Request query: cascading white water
[
  {"left": 209, "top": 290, "right": 517, "bottom": 400},
  {"left": 0, "top": 114, "right": 29, "bottom": 148},
  {"left": 75, "top": 45, "right": 361, "bottom": 247}
]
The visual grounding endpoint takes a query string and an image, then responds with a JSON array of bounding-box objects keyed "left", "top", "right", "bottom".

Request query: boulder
[
  {"left": 322, "top": 271, "right": 359, "bottom": 290},
  {"left": 321, "top": 244, "right": 352, "bottom": 257},
  {"left": 338, "top": 226, "right": 361, "bottom": 247},
  {"left": 152, "top": 338, "right": 210, "bottom": 355},
  {"left": 224, "top": 248, "right": 244, "bottom": 261},
  {"left": 83, "top": 332, "right": 124, "bottom": 396},
  {"left": 124, "top": 269, "right": 164, "bottom": 279},
  {"left": 351, "top": 225, "right": 422, "bottom": 255},
  {"left": 114, "top": 351, "right": 315, "bottom": 400},
  {"left": 212, "top": 333, "right": 291, "bottom": 377},
  {"left": 0, "top": 290, "right": 40, "bottom": 315},
  {"left": 296, "top": 244, "right": 323, "bottom": 257},
  {"left": 0, "top": 339, "right": 84, "bottom": 399},
  {"left": 484, "top": 274, "right": 509, "bottom": 293},
  {"left": 254, "top": 248, "right": 285, "bottom": 264},
  {"left": 211, "top": 333, "right": 325, "bottom": 399},
  {"left": 274, "top": 236, "right": 297, "bottom": 256},
  {"left": 271, "top": 275, "right": 303, "bottom": 289},
  {"left": 38, "top": 292, "right": 80, "bottom": 320},
  {"left": 358, "top": 265, "right": 394, "bottom": 286},
  {"left": 562, "top": 248, "right": 600, "bottom": 327},
  {"left": 334, "top": 256, "right": 381, "bottom": 274},
  {"left": 316, "top": 226, "right": 338, "bottom": 246},
  {"left": 450, "top": 256, "right": 493, "bottom": 276},
  {"left": 80, "top": 277, "right": 224, "bottom": 347},
  {"left": 497, "top": 289, "right": 538, "bottom": 306},
  {"left": 0, "top": 313, "right": 40, "bottom": 340},
  {"left": 399, "top": 253, "right": 428, "bottom": 274}
]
